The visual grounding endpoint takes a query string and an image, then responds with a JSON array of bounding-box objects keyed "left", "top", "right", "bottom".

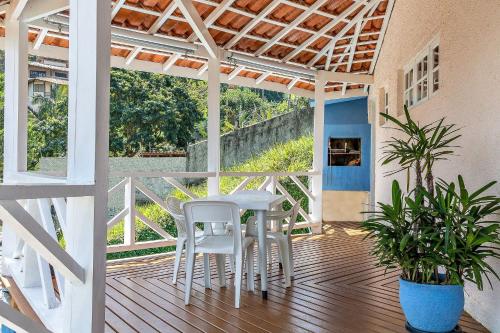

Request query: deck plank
[{"left": 106, "top": 222, "right": 490, "bottom": 333}]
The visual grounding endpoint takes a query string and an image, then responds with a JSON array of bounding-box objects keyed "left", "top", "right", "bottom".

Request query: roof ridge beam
[
  {"left": 175, "top": 0, "right": 219, "bottom": 59},
  {"left": 19, "top": 0, "right": 68, "bottom": 23},
  {"left": 284, "top": 0, "right": 371, "bottom": 63}
]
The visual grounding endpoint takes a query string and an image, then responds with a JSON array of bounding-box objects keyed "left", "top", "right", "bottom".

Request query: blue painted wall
[{"left": 322, "top": 97, "right": 371, "bottom": 191}]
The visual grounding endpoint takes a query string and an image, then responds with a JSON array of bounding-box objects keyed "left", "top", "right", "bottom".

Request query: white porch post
[
  {"left": 207, "top": 55, "right": 221, "bottom": 195},
  {"left": 311, "top": 71, "right": 326, "bottom": 233},
  {"left": 2, "top": 9, "right": 29, "bottom": 267},
  {"left": 64, "top": 0, "right": 110, "bottom": 332}
]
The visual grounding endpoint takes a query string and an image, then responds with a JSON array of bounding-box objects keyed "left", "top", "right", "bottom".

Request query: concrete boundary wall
[{"left": 186, "top": 107, "right": 314, "bottom": 171}]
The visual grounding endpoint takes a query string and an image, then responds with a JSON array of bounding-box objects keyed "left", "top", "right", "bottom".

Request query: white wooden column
[
  {"left": 64, "top": 0, "right": 111, "bottom": 332},
  {"left": 311, "top": 71, "right": 326, "bottom": 233},
  {"left": 2, "top": 8, "right": 29, "bottom": 269},
  {"left": 207, "top": 56, "right": 221, "bottom": 195}
]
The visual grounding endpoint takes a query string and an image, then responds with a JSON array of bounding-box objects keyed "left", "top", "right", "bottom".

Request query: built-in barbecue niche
[{"left": 328, "top": 137, "right": 361, "bottom": 166}]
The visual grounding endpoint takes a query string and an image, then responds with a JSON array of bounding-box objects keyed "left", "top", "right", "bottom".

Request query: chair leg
[
  {"left": 203, "top": 253, "right": 211, "bottom": 289},
  {"left": 228, "top": 255, "right": 235, "bottom": 274},
  {"left": 277, "top": 240, "right": 291, "bottom": 287},
  {"left": 246, "top": 244, "right": 255, "bottom": 292},
  {"left": 184, "top": 250, "right": 195, "bottom": 305},
  {"left": 267, "top": 241, "right": 273, "bottom": 269},
  {"left": 288, "top": 238, "right": 294, "bottom": 278},
  {"left": 234, "top": 253, "right": 243, "bottom": 308},
  {"left": 215, "top": 254, "right": 226, "bottom": 287},
  {"left": 172, "top": 238, "right": 185, "bottom": 284}
]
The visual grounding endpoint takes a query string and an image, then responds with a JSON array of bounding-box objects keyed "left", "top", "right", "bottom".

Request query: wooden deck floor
[{"left": 105, "top": 222, "right": 489, "bottom": 333}]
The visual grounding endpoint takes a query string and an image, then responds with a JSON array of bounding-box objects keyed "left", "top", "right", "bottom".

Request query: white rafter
[
  {"left": 369, "top": 0, "right": 394, "bottom": 73},
  {"left": 8, "top": 0, "right": 29, "bottom": 21},
  {"left": 33, "top": 27, "right": 48, "bottom": 50},
  {"left": 307, "top": 0, "right": 380, "bottom": 67},
  {"left": 345, "top": 21, "right": 363, "bottom": 72},
  {"left": 187, "top": 0, "right": 234, "bottom": 42},
  {"left": 148, "top": 1, "right": 177, "bottom": 34},
  {"left": 228, "top": 65, "right": 245, "bottom": 80},
  {"left": 256, "top": 71, "right": 272, "bottom": 85},
  {"left": 225, "top": 0, "right": 281, "bottom": 49},
  {"left": 175, "top": 0, "right": 219, "bottom": 59},
  {"left": 284, "top": 0, "right": 371, "bottom": 63},
  {"left": 287, "top": 77, "right": 300, "bottom": 90},
  {"left": 162, "top": 53, "right": 181, "bottom": 72},
  {"left": 125, "top": 46, "right": 143, "bottom": 66},
  {"left": 111, "top": 0, "right": 125, "bottom": 19},
  {"left": 255, "top": 0, "right": 329, "bottom": 56},
  {"left": 198, "top": 63, "right": 208, "bottom": 76}
]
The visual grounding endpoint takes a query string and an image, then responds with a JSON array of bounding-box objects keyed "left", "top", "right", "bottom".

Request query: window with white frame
[{"left": 404, "top": 37, "right": 439, "bottom": 108}]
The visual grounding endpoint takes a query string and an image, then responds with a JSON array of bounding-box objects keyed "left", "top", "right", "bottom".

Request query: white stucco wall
[{"left": 369, "top": 1, "right": 500, "bottom": 331}]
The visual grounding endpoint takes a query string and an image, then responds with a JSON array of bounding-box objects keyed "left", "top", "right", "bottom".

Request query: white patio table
[{"left": 202, "top": 191, "right": 285, "bottom": 299}]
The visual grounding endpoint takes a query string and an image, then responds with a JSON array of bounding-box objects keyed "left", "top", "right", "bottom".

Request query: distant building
[{"left": 28, "top": 57, "right": 68, "bottom": 110}]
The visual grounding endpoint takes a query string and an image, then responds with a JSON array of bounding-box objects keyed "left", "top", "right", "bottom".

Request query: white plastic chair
[
  {"left": 246, "top": 200, "right": 301, "bottom": 287},
  {"left": 183, "top": 201, "right": 255, "bottom": 308},
  {"left": 166, "top": 197, "right": 205, "bottom": 284}
]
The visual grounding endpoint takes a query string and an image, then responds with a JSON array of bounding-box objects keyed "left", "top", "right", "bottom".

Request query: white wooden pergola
[{"left": 0, "top": 0, "right": 393, "bottom": 332}]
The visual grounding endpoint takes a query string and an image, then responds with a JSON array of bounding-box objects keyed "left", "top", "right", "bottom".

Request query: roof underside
[{"left": 0, "top": 0, "right": 394, "bottom": 96}]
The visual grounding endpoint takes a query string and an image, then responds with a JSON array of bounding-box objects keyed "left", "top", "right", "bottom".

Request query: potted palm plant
[{"left": 363, "top": 107, "right": 500, "bottom": 333}]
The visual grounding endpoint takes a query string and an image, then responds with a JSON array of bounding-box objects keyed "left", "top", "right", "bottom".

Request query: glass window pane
[
  {"left": 433, "top": 70, "right": 439, "bottom": 92},
  {"left": 433, "top": 46, "right": 439, "bottom": 68},
  {"left": 422, "top": 78, "right": 428, "bottom": 98}
]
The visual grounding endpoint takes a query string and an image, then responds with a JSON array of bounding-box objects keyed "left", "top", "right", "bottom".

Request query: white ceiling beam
[
  {"left": 111, "top": 0, "right": 125, "bottom": 19},
  {"left": 33, "top": 27, "right": 48, "bottom": 50},
  {"left": 20, "top": 0, "right": 68, "bottom": 22},
  {"left": 256, "top": 71, "right": 271, "bottom": 85},
  {"left": 162, "top": 53, "right": 181, "bottom": 72},
  {"left": 125, "top": 46, "right": 142, "bottom": 65},
  {"left": 224, "top": 0, "right": 281, "bottom": 49},
  {"left": 255, "top": 0, "right": 329, "bottom": 56},
  {"left": 198, "top": 63, "right": 208, "bottom": 76},
  {"left": 8, "top": 0, "right": 29, "bottom": 21},
  {"left": 228, "top": 65, "right": 245, "bottom": 80},
  {"left": 287, "top": 77, "right": 300, "bottom": 90},
  {"left": 320, "top": 70, "right": 373, "bottom": 85},
  {"left": 345, "top": 21, "right": 363, "bottom": 72},
  {"left": 307, "top": 0, "right": 379, "bottom": 67},
  {"left": 187, "top": 0, "right": 234, "bottom": 42},
  {"left": 175, "top": 0, "right": 219, "bottom": 59},
  {"left": 369, "top": 0, "right": 394, "bottom": 73},
  {"left": 147, "top": 1, "right": 177, "bottom": 34},
  {"left": 284, "top": 0, "right": 371, "bottom": 63},
  {"left": 341, "top": 82, "right": 347, "bottom": 95}
]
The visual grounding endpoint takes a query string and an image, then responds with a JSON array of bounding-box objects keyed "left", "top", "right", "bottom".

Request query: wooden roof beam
[
  {"left": 255, "top": 0, "right": 329, "bottom": 56},
  {"left": 8, "top": 0, "right": 29, "bottom": 21},
  {"left": 224, "top": 0, "right": 282, "bottom": 49},
  {"left": 320, "top": 70, "right": 373, "bottom": 85},
  {"left": 228, "top": 65, "right": 245, "bottom": 80},
  {"left": 187, "top": 0, "right": 235, "bottom": 42},
  {"left": 20, "top": 0, "right": 68, "bottom": 22},
  {"left": 175, "top": 0, "right": 219, "bottom": 59},
  {"left": 369, "top": 0, "right": 394, "bottom": 73},
  {"left": 307, "top": 0, "right": 379, "bottom": 67},
  {"left": 147, "top": 1, "right": 177, "bottom": 34},
  {"left": 284, "top": 0, "right": 372, "bottom": 63},
  {"left": 33, "top": 27, "right": 48, "bottom": 50},
  {"left": 163, "top": 53, "right": 181, "bottom": 72}
]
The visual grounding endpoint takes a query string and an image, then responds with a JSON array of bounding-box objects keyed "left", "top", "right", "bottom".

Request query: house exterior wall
[{"left": 369, "top": 1, "right": 500, "bottom": 331}]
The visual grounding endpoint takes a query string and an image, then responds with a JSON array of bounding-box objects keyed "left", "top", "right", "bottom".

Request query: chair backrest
[
  {"left": 246, "top": 199, "right": 301, "bottom": 237},
  {"left": 166, "top": 197, "right": 187, "bottom": 236},
  {"left": 183, "top": 201, "right": 243, "bottom": 252}
]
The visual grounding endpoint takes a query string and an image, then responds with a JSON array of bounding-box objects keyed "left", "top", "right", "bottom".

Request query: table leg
[{"left": 256, "top": 210, "right": 268, "bottom": 299}]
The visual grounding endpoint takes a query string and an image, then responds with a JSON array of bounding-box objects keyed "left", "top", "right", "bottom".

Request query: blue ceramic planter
[{"left": 399, "top": 278, "right": 464, "bottom": 333}]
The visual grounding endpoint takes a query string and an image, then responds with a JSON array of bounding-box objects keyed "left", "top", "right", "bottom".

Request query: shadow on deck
[{"left": 105, "top": 222, "right": 489, "bottom": 333}]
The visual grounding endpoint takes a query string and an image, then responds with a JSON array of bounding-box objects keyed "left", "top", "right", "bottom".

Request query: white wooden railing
[
  {"left": 106, "top": 170, "right": 320, "bottom": 254},
  {"left": 0, "top": 173, "right": 93, "bottom": 333}
]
